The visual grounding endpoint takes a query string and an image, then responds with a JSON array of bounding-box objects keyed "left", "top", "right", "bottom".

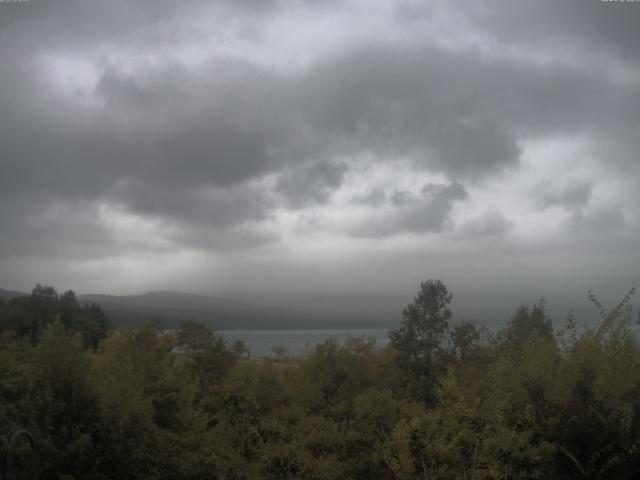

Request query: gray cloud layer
[
  {"left": 352, "top": 182, "right": 468, "bottom": 238},
  {"left": 536, "top": 179, "right": 593, "bottom": 210},
  {"left": 0, "top": 0, "right": 638, "bottom": 305}
]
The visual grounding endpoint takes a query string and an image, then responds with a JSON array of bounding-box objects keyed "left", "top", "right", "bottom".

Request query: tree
[
  {"left": 232, "top": 339, "right": 250, "bottom": 358},
  {"left": 272, "top": 344, "right": 288, "bottom": 362},
  {"left": 0, "top": 286, "right": 111, "bottom": 348},
  {"left": 449, "top": 321, "right": 481, "bottom": 362},
  {"left": 503, "top": 299, "right": 553, "bottom": 349},
  {"left": 59, "top": 289, "right": 79, "bottom": 329},
  {"left": 388, "top": 280, "right": 452, "bottom": 402},
  {"left": 176, "top": 320, "right": 237, "bottom": 390},
  {"left": 389, "top": 279, "right": 452, "bottom": 366},
  {"left": 176, "top": 319, "right": 214, "bottom": 352},
  {"left": 75, "top": 302, "right": 111, "bottom": 350},
  {"left": 23, "top": 285, "right": 59, "bottom": 340}
]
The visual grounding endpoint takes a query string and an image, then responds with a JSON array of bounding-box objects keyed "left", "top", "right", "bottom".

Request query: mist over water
[{"left": 218, "top": 329, "right": 390, "bottom": 357}]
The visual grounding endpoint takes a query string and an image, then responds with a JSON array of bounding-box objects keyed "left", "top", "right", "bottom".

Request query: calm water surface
[{"left": 218, "top": 329, "right": 390, "bottom": 357}]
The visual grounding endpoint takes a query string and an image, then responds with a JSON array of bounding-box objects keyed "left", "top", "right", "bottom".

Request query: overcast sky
[{"left": 1, "top": 0, "right": 639, "bottom": 322}]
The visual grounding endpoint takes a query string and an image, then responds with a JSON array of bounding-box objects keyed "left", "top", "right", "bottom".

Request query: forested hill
[
  {"left": 82, "top": 291, "right": 299, "bottom": 329},
  {"left": 82, "top": 291, "right": 398, "bottom": 329},
  {"left": 1, "top": 281, "right": 639, "bottom": 479},
  {"left": 1, "top": 289, "right": 394, "bottom": 329},
  {"left": 0, "top": 289, "right": 28, "bottom": 301}
]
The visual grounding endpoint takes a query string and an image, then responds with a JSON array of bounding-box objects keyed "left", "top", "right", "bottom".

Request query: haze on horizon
[{"left": 1, "top": 0, "right": 639, "bottom": 324}]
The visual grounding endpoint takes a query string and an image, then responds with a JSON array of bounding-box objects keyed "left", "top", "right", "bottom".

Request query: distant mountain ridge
[
  {"left": 0, "top": 288, "right": 394, "bottom": 329},
  {"left": 80, "top": 291, "right": 394, "bottom": 329},
  {"left": 0, "top": 289, "right": 28, "bottom": 300},
  {"left": 78, "top": 291, "right": 288, "bottom": 329}
]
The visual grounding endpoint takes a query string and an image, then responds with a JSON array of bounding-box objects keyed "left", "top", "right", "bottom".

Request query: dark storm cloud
[
  {"left": 290, "top": 45, "right": 640, "bottom": 183},
  {"left": 0, "top": 0, "right": 639, "bottom": 261},
  {"left": 396, "top": 0, "right": 640, "bottom": 64},
  {"left": 352, "top": 182, "right": 468, "bottom": 238},
  {"left": 0, "top": 200, "right": 111, "bottom": 259},
  {"left": 0, "top": 0, "right": 279, "bottom": 49},
  {"left": 471, "top": 0, "right": 640, "bottom": 64},
  {"left": 458, "top": 211, "right": 514, "bottom": 238},
  {"left": 354, "top": 189, "right": 387, "bottom": 207},
  {"left": 296, "top": 48, "right": 522, "bottom": 179},
  {"left": 110, "top": 180, "right": 273, "bottom": 229},
  {"left": 0, "top": 57, "right": 284, "bottom": 252},
  {"left": 568, "top": 205, "right": 626, "bottom": 233},
  {"left": 276, "top": 161, "right": 348, "bottom": 207},
  {"left": 535, "top": 179, "right": 593, "bottom": 210}
]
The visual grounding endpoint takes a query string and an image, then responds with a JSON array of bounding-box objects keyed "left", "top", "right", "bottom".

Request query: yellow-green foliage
[{"left": 1, "top": 285, "right": 640, "bottom": 479}]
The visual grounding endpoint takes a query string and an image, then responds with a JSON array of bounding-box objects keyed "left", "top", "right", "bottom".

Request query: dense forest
[{"left": 1, "top": 281, "right": 639, "bottom": 479}]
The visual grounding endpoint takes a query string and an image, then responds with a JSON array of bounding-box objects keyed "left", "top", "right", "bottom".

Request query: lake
[{"left": 217, "top": 328, "right": 390, "bottom": 357}]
